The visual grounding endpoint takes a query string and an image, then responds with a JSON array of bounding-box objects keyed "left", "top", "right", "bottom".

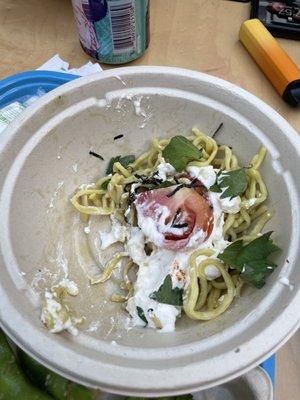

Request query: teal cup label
[{"left": 72, "top": 0, "right": 149, "bottom": 64}]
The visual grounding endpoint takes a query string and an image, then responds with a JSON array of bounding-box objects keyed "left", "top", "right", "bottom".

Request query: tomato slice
[{"left": 134, "top": 185, "right": 214, "bottom": 250}]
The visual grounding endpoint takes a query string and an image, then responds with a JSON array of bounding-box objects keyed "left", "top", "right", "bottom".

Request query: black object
[
  {"left": 251, "top": 0, "right": 300, "bottom": 39},
  {"left": 282, "top": 80, "right": 300, "bottom": 106}
]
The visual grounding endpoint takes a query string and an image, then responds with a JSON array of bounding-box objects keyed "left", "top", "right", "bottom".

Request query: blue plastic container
[{"left": 0, "top": 70, "right": 79, "bottom": 109}]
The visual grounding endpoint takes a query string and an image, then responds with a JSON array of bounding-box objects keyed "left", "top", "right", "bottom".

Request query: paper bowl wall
[{"left": 0, "top": 67, "right": 299, "bottom": 396}]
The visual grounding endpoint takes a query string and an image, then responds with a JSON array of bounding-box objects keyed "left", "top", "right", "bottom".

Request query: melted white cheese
[
  {"left": 135, "top": 206, "right": 164, "bottom": 247},
  {"left": 84, "top": 226, "right": 91, "bottom": 234},
  {"left": 195, "top": 254, "right": 221, "bottom": 281},
  {"left": 186, "top": 165, "right": 216, "bottom": 188},
  {"left": 126, "top": 227, "right": 146, "bottom": 265},
  {"left": 155, "top": 161, "right": 176, "bottom": 181},
  {"left": 135, "top": 202, "right": 190, "bottom": 247},
  {"left": 102, "top": 165, "right": 243, "bottom": 332},
  {"left": 99, "top": 216, "right": 128, "bottom": 249},
  {"left": 186, "top": 166, "right": 241, "bottom": 213},
  {"left": 41, "top": 291, "right": 81, "bottom": 335},
  {"left": 243, "top": 198, "right": 256, "bottom": 209},
  {"left": 187, "top": 229, "right": 206, "bottom": 248},
  {"left": 218, "top": 190, "right": 241, "bottom": 214},
  {"left": 133, "top": 188, "right": 230, "bottom": 311},
  {"left": 204, "top": 191, "right": 230, "bottom": 254},
  {"left": 56, "top": 278, "right": 79, "bottom": 296},
  {"left": 205, "top": 265, "right": 222, "bottom": 280},
  {"left": 126, "top": 229, "right": 190, "bottom": 332},
  {"left": 125, "top": 218, "right": 228, "bottom": 331}
]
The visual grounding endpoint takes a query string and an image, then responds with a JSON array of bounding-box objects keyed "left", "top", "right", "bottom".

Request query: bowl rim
[{"left": 0, "top": 66, "right": 299, "bottom": 396}]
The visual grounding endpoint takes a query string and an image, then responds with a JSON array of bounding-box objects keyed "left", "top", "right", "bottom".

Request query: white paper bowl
[{"left": 0, "top": 67, "right": 299, "bottom": 396}]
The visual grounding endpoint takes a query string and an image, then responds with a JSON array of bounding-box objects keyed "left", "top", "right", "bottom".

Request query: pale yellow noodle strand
[
  {"left": 112, "top": 162, "right": 132, "bottom": 178},
  {"left": 71, "top": 134, "right": 271, "bottom": 322},
  {"left": 80, "top": 194, "right": 90, "bottom": 222},
  {"left": 235, "top": 280, "right": 244, "bottom": 297},
  {"left": 211, "top": 279, "right": 227, "bottom": 290},
  {"left": 247, "top": 169, "right": 267, "bottom": 205},
  {"left": 96, "top": 176, "right": 111, "bottom": 189},
  {"left": 150, "top": 313, "right": 163, "bottom": 329},
  {"left": 250, "top": 205, "right": 268, "bottom": 219},
  {"left": 131, "top": 151, "right": 151, "bottom": 169},
  {"left": 223, "top": 214, "right": 236, "bottom": 236},
  {"left": 230, "top": 154, "right": 239, "bottom": 170},
  {"left": 233, "top": 209, "right": 252, "bottom": 233},
  {"left": 188, "top": 128, "right": 218, "bottom": 166},
  {"left": 90, "top": 252, "right": 128, "bottom": 284},
  {"left": 195, "top": 277, "right": 209, "bottom": 311},
  {"left": 227, "top": 228, "right": 237, "bottom": 242},
  {"left": 70, "top": 189, "right": 109, "bottom": 215},
  {"left": 183, "top": 249, "right": 214, "bottom": 312},
  {"left": 218, "top": 145, "right": 232, "bottom": 170},
  {"left": 120, "top": 261, "right": 135, "bottom": 292},
  {"left": 110, "top": 294, "right": 127, "bottom": 303},
  {"left": 250, "top": 147, "right": 267, "bottom": 170},
  {"left": 207, "top": 288, "right": 221, "bottom": 311},
  {"left": 184, "top": 258, "right": 235, "bottom": 320},
  {"left": 249, "top": 211, "right": 272, "bottom": 236}
]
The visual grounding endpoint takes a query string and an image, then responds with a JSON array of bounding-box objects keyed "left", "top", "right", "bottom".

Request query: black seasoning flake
[
  {"left": 172, "top": 223, "right": 188, "bottom": 229},
  {"left": 89, "top": 150, "right": 104, "bottom": 160},
  {"left": 128, "top": 192, "right": 136, "bottom": 205},
  {"left": 286, "top": 259, "right": 290, "bottom": 264},
  {"left": 167, "top": 184, "right": 185, "bottom": 198},
  {"left": 167, "top": 180, "right": 201, "bottom": 198},
  {"left": 113, "top": 134, "right": 124, "bottom": 140},
  {"left": 134, "top": 173, "right": 163, "bottom": 185},
  {"left": 171, "top": 208, "right": 181, "bottom": 227},
  {"left": 234, "top": 348, "right": 240, "bottom": 353},
  {"left": 211, "top": 122, "right": 224, "bottom": 140}
]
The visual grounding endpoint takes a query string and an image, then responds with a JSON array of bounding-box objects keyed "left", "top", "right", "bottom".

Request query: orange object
[{"left": 239, "top": 19, "right": 300, "bottom": 106}]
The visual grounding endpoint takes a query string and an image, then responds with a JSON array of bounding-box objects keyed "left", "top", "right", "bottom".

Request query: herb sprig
[
  {"left": 218, "top": 232, "right": 280, "bottom": 288},
  {"left": 210, "top": 168, "right": 247, "bottom": 199},
  {"left": 162, "top": 136, "right": 202, "bottom": 172},
  {"left": 150, "top": 275, "right": 183, "bottom": 306},
  {"left": 106, "top": 154, "right": 135, "bottom": 174}
]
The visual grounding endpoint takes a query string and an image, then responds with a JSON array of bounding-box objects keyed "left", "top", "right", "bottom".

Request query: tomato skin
[{"left": 134, "top": 185, "right": 214, "bottom": 250}]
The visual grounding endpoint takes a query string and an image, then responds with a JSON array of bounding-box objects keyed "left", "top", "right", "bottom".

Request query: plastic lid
[
  {"left": 0, "top": 70, "right": 79, "bottom": 108},
  {"left": 282, "top": 80, "right": 300, "bottom": 107}
]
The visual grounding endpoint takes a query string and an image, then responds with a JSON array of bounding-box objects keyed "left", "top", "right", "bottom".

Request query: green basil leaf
[
  {"left": 209, "top": 183, "right": 222, "bottom": 193},
  {"left": 150, "top": 275, "right": 183, "bottom": 306},
  {"left": 211, "top": 168, "right": 247, "bottom": 199},
  {"left": 218, "top": 232, "right": 281, "bottom": 288},
  {"left": 119, "top": 154, "right": 135, "bottom": 167},
  {"left": 106, "top": 155, "right": 135, "bottom": 174},
  {"left": 106, "top": 156, "right": 120, "bottom": 174},
  {"left": 136, "top": 306, "right": 148, "bottom": 326},
  {"left": 162, "top": 136, "right": 202, "bottom": 172}
]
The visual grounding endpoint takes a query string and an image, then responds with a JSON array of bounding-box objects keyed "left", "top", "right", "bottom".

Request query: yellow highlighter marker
[{"left": 239, "top": 19, "right": 300, "bottom": 106}]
